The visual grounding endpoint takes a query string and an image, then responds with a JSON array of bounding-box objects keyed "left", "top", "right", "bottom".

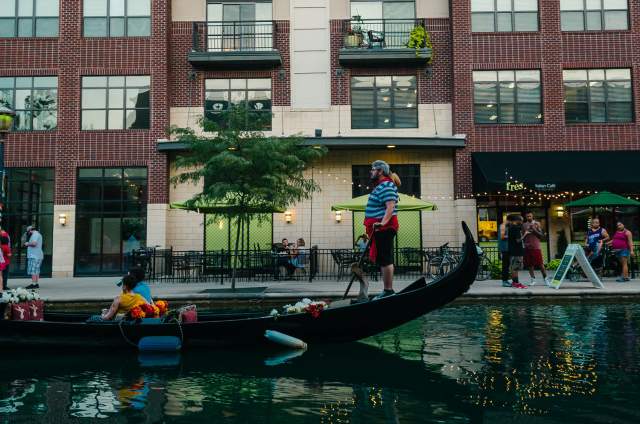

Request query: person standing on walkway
[
  {"left": 24, "top": 225, "right": 43, "bottom": 288},
  {"left": 522, "top": 212, "right": 549, "bottom": 286},
  {"left": 507, "top": 214, "right": 527, "bottom": 289},
  {"left": 611, "top": 221, "right": 634, "bottom": 282},
  {"left": 498, "top": 216, "right": 512, "bottom": 287},
  {"left": 585, "top": 218, "right": 609, "bottom": 259},
  {"left": 0, "top": 226, "right": 11, "bottom": 290},
  {"left": 364, "top": 160, "right": 400, "bottom": 300}
]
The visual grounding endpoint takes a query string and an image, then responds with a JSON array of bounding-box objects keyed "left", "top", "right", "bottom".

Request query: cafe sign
[
  {"left": 505, "top": 181, "right": 524, "bottom": 192},
  {"left": 534, "top": 183, "right": 556, "bottom": 192}
]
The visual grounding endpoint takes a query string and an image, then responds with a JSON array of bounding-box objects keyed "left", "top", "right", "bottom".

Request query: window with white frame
[
  {"left": 0, "top": 0, "right": 59, "bottom": 38},
  {"left": 83, "top": 0, "right": 151, "bottom": 37},
  {"left": 471, "top": 0, "right": 538, "bottom": 32},
  {"left": 473, "top": 70, "right": 542, "bottom": 124},
  {"left": 560, "top": 0, "right": 628, "bottom": 31},
  {"left": 563, "top": 69, "right": 633, "bottom": 123}
]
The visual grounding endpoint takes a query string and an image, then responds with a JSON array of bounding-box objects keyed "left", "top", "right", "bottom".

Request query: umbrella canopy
[
  {"left": 565, "top": 191, "right": 640, "bottom": 208},
  {"left": 331, "top": 193, "right": 437, "bottom": 212},
  {"left": 171, "top": 199, "right": 286, "bottom": 214}
]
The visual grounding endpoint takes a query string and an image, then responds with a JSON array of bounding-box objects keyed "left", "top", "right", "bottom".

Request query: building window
[
  {"left": 204, "top": 78, "right": 272, "bottom": 130},
  {"left": 564, "top": 69, "right": 633, "bottom": 123},
  {"left": 5, "top": 168, "right": 54, "bottom": 277},
  {"left": 81, "top": 76, "right": 150, "bottom": 130},
  {"left": 560, "top": 0, "right": 628, "bottom": 31},
  {"left": 0, "top": 76, "right": 58, "bottom": 131},
  {"left": 206, "top": 1, "right": 273, "bottom": 51},
  {"left": 75, "top": 168, "right": 147, "bottom": 275},
  {"left": 0, "top": 0, "right": 59, "bottom": 38},
  {"left": 83, "top": 0, "right": 151, "bottom": 37},
  {"left": 471, "top": 0, "right": 538, "bottom": 32},
  {"left": 351, "top": 76, "right": 417, "bottom": 129},
  {"left": 473, "top": 70, "right": 542, "bottom": 124}
]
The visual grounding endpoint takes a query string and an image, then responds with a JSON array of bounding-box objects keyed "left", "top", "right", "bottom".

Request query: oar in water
[{"left": 343, "top": 232, "right": 375, "bottom": 300}]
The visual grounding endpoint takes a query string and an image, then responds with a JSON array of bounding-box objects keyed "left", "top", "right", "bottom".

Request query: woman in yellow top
[{"left": 101, "top": 274, "right": 148, "bottom": 320}]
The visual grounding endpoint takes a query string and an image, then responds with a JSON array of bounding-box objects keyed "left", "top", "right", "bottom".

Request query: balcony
[
  {"left": 338, "top": 18, "right": 432, "bottom": 66},
  {"left": 188, "top": 21, "right": 282, "bottom": 69}
]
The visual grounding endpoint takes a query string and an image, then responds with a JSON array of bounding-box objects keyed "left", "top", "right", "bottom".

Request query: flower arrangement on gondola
[
  {"left": 140, "top": 303, "right": 156, "bottom": 318},
  {"left": 1, "top": 288, "right": 44, "bottom": 321},
  {"left": 129, "top": 306, "right": 146, "bottom": 320},
  {"left": 271, "top": 298, "right": 328, "bottom": 319},
  {"left": 0, "top": 287, "right": 41, "bottom": 304},
  {"left": 155, "top": 300, "right": 169, "bottom": 315}
]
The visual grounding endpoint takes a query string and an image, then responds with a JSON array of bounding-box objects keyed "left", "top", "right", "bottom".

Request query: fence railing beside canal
[{"left": 132, "top": 245, "right": 496, "bottom": 285}]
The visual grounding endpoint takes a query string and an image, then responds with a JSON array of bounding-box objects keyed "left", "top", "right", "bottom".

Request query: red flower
[
  {"left": 305, "top": 303, "right": 324, "bottom": 319},
  {"left": 155, "top": 300, "right": 168, "bottom": 315},
  {"left": 140, "top": 303, "right": 155, "bottom": 316},
  {"left": 129, "top": 306, "right": 145, "bottom": 320}
]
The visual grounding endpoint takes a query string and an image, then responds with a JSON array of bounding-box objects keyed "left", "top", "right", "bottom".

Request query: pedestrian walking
[
  {"left": 507, "top": 214, "right": 527, "bottom": 289},
  {"left": 585, "top": 217, "right": 609, "bottom": 262},
  {"left": 498, "top": 216, "right": 511, "bottom": 287},
  {"left": 0, "top": 226, "right": 11, "bottom": 290},
  {"left": 24, "top": 225, "right": 43, "bottom": 289},
  {"left": 364, "top": 160, "right": 400, "bottom": 300},
  {"left": 522, "top": 212, "right": 550, "bottom": 286},
  {"left": 611, "top": 221, "right": 634, "bottom": 282}
]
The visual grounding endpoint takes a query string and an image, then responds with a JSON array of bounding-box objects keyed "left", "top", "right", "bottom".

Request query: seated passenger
[
  {"left": 128, "top": 266, "right": 154, "bottom": 304},
  {"left": 101, "top": 275, "right": 149, "bottom": 320}
]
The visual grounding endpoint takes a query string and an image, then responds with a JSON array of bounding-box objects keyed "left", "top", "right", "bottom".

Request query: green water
[{"left": 2, "top": 303, "right": 640, "bottom": 423}]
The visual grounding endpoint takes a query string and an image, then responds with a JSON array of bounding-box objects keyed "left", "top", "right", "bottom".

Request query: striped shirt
[{"left": 365, "top": 180, "right": 399, "bottom": 219}]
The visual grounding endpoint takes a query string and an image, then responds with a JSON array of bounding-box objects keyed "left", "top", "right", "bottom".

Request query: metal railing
[
  {"left": 192, "top": 20, "right": 276, "bottom": 53},
  {"left": 342, "top": 18, "right": 424, "bottom": 49},
  {"left": 132, "top": 245, "right": 495, "bottom": 285}
]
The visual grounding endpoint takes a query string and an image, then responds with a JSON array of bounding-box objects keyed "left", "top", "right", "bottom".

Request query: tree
[{"left": 171, "top": 106, "right": 327, "bottom": 288}]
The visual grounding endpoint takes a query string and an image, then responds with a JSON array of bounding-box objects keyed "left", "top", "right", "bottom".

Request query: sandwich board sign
[{"left": 549, "top": 244, "right": 604, "bottom": 289}]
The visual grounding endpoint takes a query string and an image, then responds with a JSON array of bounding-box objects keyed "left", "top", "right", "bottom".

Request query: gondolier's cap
[{"left": 371, "top": 160, "right": 390, "bottom": 176}]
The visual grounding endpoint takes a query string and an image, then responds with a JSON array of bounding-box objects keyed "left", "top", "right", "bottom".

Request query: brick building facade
[{"left": 1, "top": 0, "right": 637, "bottom": 276}]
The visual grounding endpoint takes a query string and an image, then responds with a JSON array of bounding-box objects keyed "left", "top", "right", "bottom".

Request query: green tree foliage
[{"left": 170, "top": 107, "right": 327, "bottom": 287}]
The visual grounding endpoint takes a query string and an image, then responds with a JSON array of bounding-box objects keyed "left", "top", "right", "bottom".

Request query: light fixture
[
  {"left": 335, "top": 210, "right": 342, "bottom": 223},
  {"left": 284, "top": 210, "right": 292, "bottom": 223},
  {"left": 386, "top": 144, "right": 396, "bottom": 149},
  {"left": 58, "top": 213, "right": 67, "bottom": 226},
  {"left": 555, "top": 206, "right": 565, "bottom": 218}
]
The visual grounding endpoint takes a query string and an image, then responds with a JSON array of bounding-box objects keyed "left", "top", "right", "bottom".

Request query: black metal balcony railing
[
  {"left": 342, "top": 18, "right": 424, "bottom": 49},
  {"left": 192, "top": 20, "right": 276, "bottom": 53}
]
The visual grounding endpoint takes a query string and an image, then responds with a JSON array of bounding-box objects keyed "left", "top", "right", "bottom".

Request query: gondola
[{"left": 0, "top": 222, "right": 479, "bottom": 349}]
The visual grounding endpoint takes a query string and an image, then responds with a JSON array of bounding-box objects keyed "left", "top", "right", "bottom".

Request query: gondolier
[{"left": 364, "top": 160, "right": 400, "bottom": 299}]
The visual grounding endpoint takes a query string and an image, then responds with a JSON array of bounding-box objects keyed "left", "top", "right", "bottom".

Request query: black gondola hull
[{"left": 0, "top": 222, "right": 479, "bottom": 349}]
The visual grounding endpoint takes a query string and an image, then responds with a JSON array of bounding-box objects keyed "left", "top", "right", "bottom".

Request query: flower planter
[{"left": 344, "top": 34, "right": 363, "bottom": 48}]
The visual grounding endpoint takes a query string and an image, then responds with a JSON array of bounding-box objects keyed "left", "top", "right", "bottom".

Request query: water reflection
[{"left": 1, "top": 304, "right": 640, "bottom": 422}]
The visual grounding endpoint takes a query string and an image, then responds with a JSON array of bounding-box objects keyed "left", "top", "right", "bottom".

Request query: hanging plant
[{"left": 406, "top": 25, "right": 434, "bottom": 63}]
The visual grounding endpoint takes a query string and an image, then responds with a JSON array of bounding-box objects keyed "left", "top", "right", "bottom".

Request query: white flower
[
  {"left": 269, "top": 309, "right": 279, "bottom": 317},
  {"left": 286, "top": 306, "right": 299, "bottom": 313},
  {"left": 301, "top": 298, "right": 312, "bottom": 305}
]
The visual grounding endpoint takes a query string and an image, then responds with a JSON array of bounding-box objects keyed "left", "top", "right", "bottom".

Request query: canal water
[{"left": 2, "top": 303, "right": 640, "bottom": 423}]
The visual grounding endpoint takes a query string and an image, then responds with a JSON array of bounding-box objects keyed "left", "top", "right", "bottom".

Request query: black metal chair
[
  {"left": 367, "top": 29, "right": 385, "bottom": 48},
  {"left": 331, "top": 249, "right": 358, "bottom": 280}
]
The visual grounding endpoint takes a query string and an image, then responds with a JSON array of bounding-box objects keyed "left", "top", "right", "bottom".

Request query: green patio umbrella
[
  {"left": 565, "top": 191, "right": 640, "bottom": 208},
  {"left": 170, "top": 198, "right": 286, "bottom": 214},
  {"left": 331, "top": 193, "right": 437, "bottom": 212}
]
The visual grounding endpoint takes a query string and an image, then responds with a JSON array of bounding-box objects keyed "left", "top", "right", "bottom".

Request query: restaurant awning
[
  {"left": 565, "top": 191, "right": 640, "bottom": 207},
  {"left": 472, "top": 151, "right": 640, "bottom": 193}
]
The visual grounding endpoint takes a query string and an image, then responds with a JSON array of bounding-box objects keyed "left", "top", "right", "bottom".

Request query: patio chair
[
  {"left": 400, "top": 247, "right": 424, "bottom": 273},
  {"left": 331, "top": 249, "right": 358, "bottom": 280},
  {"left": 367, "top": 30, "right": 385, "bottom": 48}
]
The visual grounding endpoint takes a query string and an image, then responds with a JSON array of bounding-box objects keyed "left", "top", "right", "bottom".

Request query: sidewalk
[{"left": 5, "top": 274, "right": 640, "bottom": 304}]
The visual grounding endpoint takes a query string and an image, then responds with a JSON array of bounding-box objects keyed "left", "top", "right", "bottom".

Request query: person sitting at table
[
  {"left": 355, "top": 234, "right": 369, "bottom": 252},
  {"left": 289, "top": 238, "right": 307, "bottom": 272},
  {"left": 274, "top": 238, "right": 296, "bottom": 278},
  {"left": 101, "top": 274, "right": 149, "bottom": 320}
]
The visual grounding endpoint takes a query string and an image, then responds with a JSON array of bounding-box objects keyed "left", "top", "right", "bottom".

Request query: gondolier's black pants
[
  {"left": 501, "top": 251, "right": 510, "bottom": 281},
  {"left": 374, "top": 230, "right": 396, "bottom": 267}
]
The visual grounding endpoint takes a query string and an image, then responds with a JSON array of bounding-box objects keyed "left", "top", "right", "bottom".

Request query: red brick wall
[
  {"left": 0, "top": 0, "right": 170, "bottom": 205},
  {"left": 330, "top": 18, "right": 452, "bottom": 105},
  {"left": 168, "top": 20, "right": 291, "bottom": 108},
  {"left": 452, "top": 0, "right": 640, "bottom": 197}
]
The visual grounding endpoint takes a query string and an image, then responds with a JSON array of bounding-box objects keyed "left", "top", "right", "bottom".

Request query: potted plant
[
  {"left": 406, "top": 24, "right": 433, "bottom": 62},
  {"left": 344, "top": 15, "right": 364, "bottom": 48}
]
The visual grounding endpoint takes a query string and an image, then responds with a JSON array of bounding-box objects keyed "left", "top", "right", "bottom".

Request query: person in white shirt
[{"left": 24, "top": 225, "right": 44, "bottom": 288}]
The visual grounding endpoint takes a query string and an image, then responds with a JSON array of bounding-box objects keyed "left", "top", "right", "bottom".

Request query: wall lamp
[
  {"left": 335, "top": 210, "right": 342, "bottom": 223},
  {"left": 284, "top": 210, "right": 292, "bottom": 224},
  {"left": 58, "top": 213, "right": 67, "bottom": 226},
  {"left": 555, "top": 206, "right": 565, "bottom": 218}
]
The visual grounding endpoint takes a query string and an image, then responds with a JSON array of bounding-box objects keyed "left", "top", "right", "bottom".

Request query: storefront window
[
  {"left": 477, "top": 207, "right": 497, "bottom": 241},
  {"left": 75, "top": 168, "right": 147, "bottom": 275},
  {"left": 3, "top": 168, "right": 54, "bottom": 277}
]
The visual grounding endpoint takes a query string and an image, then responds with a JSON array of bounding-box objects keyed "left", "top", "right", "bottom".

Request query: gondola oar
[{"left": 343, "top": 232, "right": 375, "bottom": 300}]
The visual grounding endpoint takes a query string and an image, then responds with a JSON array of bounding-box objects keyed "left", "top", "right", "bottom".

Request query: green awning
[
  {"left": 331, "top": 194, "right": 437, "bottom": 212},
  {"left": 565, "top": 191, "right": 640, "bottom": 208},
  {"left": 171, "top": 200, "right": 285, "bottom": 214}
]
